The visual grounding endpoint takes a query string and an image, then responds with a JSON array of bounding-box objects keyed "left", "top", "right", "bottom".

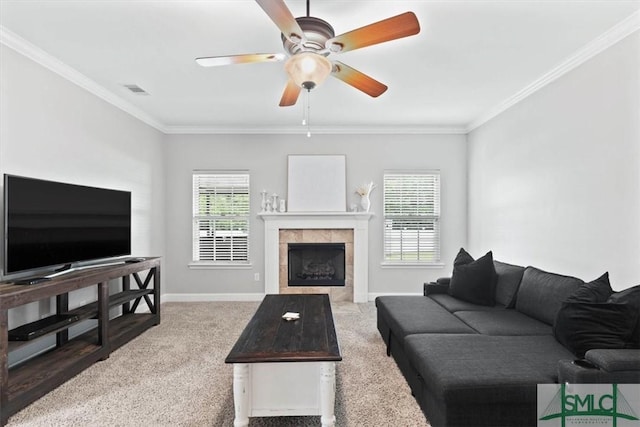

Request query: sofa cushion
[
  {"left": 607, "top": 285, "right": 640, "bottom": 348},
  {"left": 567, "top": 272, "right": 612, "bottom": 303},
  {"left": 515, "top": 267, "right": 583, "bottom": 325},
  {"left": 553, "top": 301, "right": 638, "bottom": 357},
  {"left": 493, "top": 261, "right": 525, "bottom": 308},
  {"left": 404, "top": 334, "right": 574, "bottom": 405},
  {"left": 453, "top": 247, "right": 474, "bottom": 267},
  {"left": 449, "top": 251, "right": 497, "bottom": 306},
  {"left": 455, "top": 310, "right": 552, "bottom": 335},
  {"left": 375, "top": 296, "right": 476, "bottom": 348},
  {"left": 429, "top": 293, "right": 504, "bottom": 312}
]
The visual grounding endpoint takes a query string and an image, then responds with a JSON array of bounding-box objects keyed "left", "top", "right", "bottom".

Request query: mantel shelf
[{"left": 258, "top": 212, "right": 374, "bottom": 221}]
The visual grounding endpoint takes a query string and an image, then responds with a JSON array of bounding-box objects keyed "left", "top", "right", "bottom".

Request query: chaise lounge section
[{"left": 376, "top": 251, "right": 640, "bottom": 427}]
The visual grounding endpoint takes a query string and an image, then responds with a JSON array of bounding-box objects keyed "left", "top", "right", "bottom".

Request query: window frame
[
  {"left": 189, "top": 171, "right": 252, "bottom": 269},
  {"left": 381, "top": 170, "right": 443, "bottom": 268}
]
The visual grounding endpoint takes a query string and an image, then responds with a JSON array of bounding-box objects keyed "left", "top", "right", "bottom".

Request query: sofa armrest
[
  {"left": 423, "top": 281, "right": 450, "bottom": 296},
  {"left": 436, "top": 277, "right": 451, "bottom": 286},
  {"left": 585, "top": 349, "right": 640, "bottom": 372},
  {"left": 558, "top": 349, "right": 640, "bottom": 384}
]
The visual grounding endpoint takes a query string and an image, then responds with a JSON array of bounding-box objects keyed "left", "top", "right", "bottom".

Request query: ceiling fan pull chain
[
  {"left": 302, "top": 89, "right": 308, "bottom": 125},
  {"left": 306, "top": 89, "right": 312, "bottom": 138}
]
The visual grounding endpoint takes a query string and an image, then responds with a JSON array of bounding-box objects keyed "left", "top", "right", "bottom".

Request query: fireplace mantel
[
  {"left": 258, "top": 212, "right": 373, "bottom": 221},
  {"left": 260, "top": 212, "right": 373, "bottom": 303}
]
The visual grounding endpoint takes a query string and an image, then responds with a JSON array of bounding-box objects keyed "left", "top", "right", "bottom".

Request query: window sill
[
  {"left": 188, "top": 262, "right": 253, "bottom": 270},
  {"left": 380, "top": 262, "right": 445, "bottom": 269}
]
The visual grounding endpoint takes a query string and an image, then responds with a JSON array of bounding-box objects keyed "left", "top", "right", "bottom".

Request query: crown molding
[
  {"left": 162, "top": 125, "right": 467, "bottom": 135},
  {"left": 466, "top": 10, "right": 640, "bottom": 133},
  {"left": 0, "top": 25, "right": 168, "bottom": 134}
]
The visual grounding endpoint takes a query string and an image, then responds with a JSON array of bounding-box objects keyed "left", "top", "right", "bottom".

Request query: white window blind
[
  {"left": 192, "top": 172, "right": 250, "bottom": 264},
  {"left": 383, "top": 172, "right": 441, "bottom": 263}
]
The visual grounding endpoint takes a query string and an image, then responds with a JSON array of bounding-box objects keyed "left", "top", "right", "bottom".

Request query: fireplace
[
  {"left": 288, "top": 243, "right": 346, "bottom": 286},
  {"left": 260, "top": 212, "right": 373, "bottom": 303},
  {"left": 278, "top": 229, "right": 353, "bottom": 301}
]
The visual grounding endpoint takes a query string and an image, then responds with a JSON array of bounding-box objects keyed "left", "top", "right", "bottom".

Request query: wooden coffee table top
[{"left": 225, "top": 294, "right": 342, "bottom": 364}]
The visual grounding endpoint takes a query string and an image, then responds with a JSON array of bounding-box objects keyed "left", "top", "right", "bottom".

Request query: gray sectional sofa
[{"left": 375, "top": 255, "right": 640, "bottom": 427}]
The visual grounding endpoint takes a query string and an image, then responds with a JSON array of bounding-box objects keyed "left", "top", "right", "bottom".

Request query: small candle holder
[{"left": 260, "top": 190, "right": 268, "bottom": 213}]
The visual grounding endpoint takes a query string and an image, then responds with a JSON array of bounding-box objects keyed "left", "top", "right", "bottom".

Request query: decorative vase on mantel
[
  {"left": 360, "top": 194, "right": 371, "bottom": 212},
  {"left": 356, "top": 181, "right": 376, "bottom": 213}
]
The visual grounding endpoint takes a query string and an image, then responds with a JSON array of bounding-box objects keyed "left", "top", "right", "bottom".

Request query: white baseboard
[{"left": 161, "top": 293, "right": 265, "bottom": 303}]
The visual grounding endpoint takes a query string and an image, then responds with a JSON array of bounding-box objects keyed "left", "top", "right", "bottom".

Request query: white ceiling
[{"left": 1, "top": 0, "right": 639, "bottom": 134}]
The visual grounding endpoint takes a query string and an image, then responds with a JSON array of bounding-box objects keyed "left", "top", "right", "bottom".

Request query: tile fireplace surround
[{"left": 260, "top": 212, "right": 373, "bottom": 303}]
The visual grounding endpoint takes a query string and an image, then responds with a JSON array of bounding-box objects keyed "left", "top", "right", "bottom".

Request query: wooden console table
[{"left": 0, "top": 257, "right": 161, "bottom": 425}]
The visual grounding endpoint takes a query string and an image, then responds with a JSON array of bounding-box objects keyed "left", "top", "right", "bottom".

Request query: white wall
[
  {"left": 467, "top": 33, "right": 640, "bottom": 290},
  {"left": 164, "top": 133, "right": 467, "bottom": 298},
  {"left": 0, "top": 45, "right": 165, "bottom": 356}
]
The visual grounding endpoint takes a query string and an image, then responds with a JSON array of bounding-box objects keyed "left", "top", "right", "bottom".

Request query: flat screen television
[{"left": 3, "top": 174, "right": 131, "bottom": 275}]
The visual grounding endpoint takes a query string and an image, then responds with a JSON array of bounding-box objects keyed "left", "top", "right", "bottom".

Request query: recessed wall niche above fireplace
[{"left": 288, "top": 243, "right": 346, "bottom": 286}]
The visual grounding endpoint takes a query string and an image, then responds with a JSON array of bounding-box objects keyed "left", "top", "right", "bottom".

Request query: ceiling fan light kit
[
  {"left": 196, "top": 0, "right": 420, "bottom": 113},
  {"left": 284, "top": 52, "right": 332, "bottom": 90}
]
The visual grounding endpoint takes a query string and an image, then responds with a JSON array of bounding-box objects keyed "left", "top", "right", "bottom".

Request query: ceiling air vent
[{"left": 123, "top": 84, "right": 149, "bottom": 95}]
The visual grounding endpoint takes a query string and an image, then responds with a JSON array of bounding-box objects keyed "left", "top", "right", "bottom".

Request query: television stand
[{"left": 0, "top": 257, "right": 161, "bottom": 425}]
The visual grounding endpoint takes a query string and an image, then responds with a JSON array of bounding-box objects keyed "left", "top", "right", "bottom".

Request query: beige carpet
[{"left": 7, "top": 301, "right": 430, "bottom": 426}]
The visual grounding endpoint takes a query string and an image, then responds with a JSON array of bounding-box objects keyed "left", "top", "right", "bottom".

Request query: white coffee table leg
[
  {"left": 320, "top": 361, "right": 336, "bottom": 427},
  {"left": 233, "top": 363, "right": 250, "bottom": 427}
]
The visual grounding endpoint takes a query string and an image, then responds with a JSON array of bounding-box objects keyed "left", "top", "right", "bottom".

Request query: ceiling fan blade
[
  {"left": 279, "top": 79, "right": 302, "bottom": 107},
  {"left": 331, "top": 61, "right": 387, "bottom": 98},
  {"left": 255, "top": 0, "right": 305, "bottom": 44},
  {"left": 326, "top": 12, "right": 420, "bottom": 54},
  {"left": 195, "top": 53, "right": 285, "bottom": 67}
]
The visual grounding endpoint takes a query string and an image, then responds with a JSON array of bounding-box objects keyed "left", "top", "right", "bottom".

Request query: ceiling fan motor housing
[{"left": 282, "top": 16, "right": 335, "bottom": 56}]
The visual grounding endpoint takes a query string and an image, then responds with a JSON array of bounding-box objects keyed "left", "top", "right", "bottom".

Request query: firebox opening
[{"left": 288, "top": 243, "right": 346, "bottom": 286}]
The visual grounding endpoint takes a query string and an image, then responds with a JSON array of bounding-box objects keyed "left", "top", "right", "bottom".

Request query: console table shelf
[
  {"left": 108, "top": 313, "right": 158, "bottom": 351},
  {"left": 0, "top": 257, "right": 161, "bottom": 425},
  {"left": 6, "top": 332, "right": 102, "bottom": 413},
  {"left": 67, "top": 288, "right": 154, "bottom": 320}
]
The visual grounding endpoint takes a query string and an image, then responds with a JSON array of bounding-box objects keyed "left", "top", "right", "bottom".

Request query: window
[
  {"left": 192, "top": 172, "right": 250, "bottom": 264},
  {"left": 383, "top": 172, "right": 441, "bottom": 263}
]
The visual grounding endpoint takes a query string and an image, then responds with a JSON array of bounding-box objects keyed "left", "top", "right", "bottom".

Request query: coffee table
[{"left": 225, "top": 294, "right": 342, "bottom": 427}]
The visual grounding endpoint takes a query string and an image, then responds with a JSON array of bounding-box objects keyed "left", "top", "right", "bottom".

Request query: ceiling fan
[{"left": 195, "top": 0, "right": 420, "bottom": 107}]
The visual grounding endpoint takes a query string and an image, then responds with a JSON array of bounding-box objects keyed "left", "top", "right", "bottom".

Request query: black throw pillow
[
  {"left": 567, "top": 272, "right": 612, "bottom": 303},
  {"left": 449, "top": 251, "right": 496, "bottom": 306},
  {"left": 453, "top": 247, "right": 474, "bottom": 267},
  {"left": 553, "top": 301, "right": 638, "bottom": 357},
  {"left": 607, "top": 285, "right": 640, "bottom": 348}
]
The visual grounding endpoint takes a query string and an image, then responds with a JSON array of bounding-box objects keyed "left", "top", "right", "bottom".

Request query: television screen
[{"left": 4, "top": 175, "right": 131, "bottom": 274}]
